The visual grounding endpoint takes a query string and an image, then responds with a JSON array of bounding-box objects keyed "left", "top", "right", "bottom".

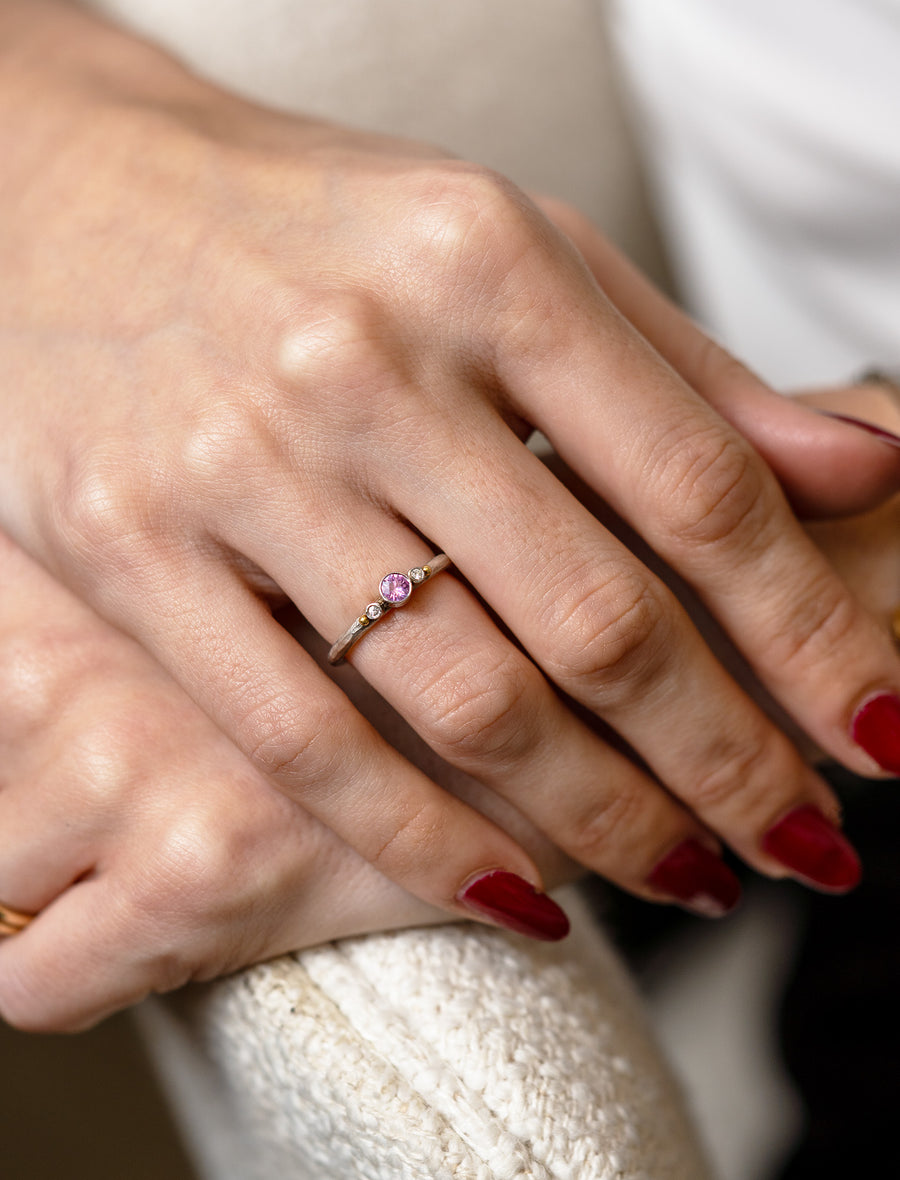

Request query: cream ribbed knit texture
[{"left": 142, "top": 889, "right": 712, "bottom": 1180}]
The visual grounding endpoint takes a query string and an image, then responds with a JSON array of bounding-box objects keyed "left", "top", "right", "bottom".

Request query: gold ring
[{"left": 0, "top": 902, "right": 34, "bottom": 937}]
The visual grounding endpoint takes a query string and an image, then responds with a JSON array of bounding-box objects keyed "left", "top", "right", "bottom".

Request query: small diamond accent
[
  {"left": 380, "top": 572, "right": 412, "bottom": 604},
  {"left": 409, "top": 567, "right": 426, "bottom": 584},
  {"left": 365, "top": 603, "right": 383, "bottom": 620}
]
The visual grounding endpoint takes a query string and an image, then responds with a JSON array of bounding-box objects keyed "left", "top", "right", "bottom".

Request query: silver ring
[{"left": 328, "top": 554, "right": 452, "bottom": 665}]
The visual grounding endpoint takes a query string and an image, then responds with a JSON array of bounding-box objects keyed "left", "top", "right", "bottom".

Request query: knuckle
[
  {"left": 689, "top": 725, "right": 785, "bottom": 814},
  {"left": 367, "top": 796, "right": 449, "bottom": 877},
  {"left": 178, "top": 393, "right": 274, "bottom": 486},
  {"left": 768, "top": 576, "right": 859, "bottom": 673},
  {"left": 655, "top": 426, "right": 769, "bottom": 553},
  {"left": 403, "top": 162, "right": 540, "bottom": 281},
  {"left": 565, "top": 783, "right": 648, "bottom": 870},
  {"left": 272, "top": 287, "right": 422, "bottom": 456},
  {"left": 24, "top": 707, "right": 149, "bottom": 821},
  {"left": 61, "top": 725, "right": 138, "bottom": 813},
  {"left": 62, "top": 690, "right": 214, "bottom": 817},
  {"left": 134, "top": 811, "right": 236, "bottom": 920},
  {"left": 416, "top": 648, "right": 545, "bottom": 769},
  {"left": 0, "top": 627, "right": 85, "bottom": 742},
  {"left": 275, "top": 288, "right": 398, "bottom": 393},
  {"left": 540, "top": 562, "right": 670, "bottom": 697},
  {"left": 56, "top": 455, "right": 152, "bottom": 572},
  {"left": 241, "top": 694, "right": 348, "bottom": 793}
]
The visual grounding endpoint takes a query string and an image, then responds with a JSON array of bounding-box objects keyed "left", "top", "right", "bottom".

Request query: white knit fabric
[{"left": 141, "top": 889, "right": 711, "bottom": 1180}]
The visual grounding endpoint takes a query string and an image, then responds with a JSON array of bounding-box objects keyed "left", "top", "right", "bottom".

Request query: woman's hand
[
  {"left": 0, "top": 381, "right": 894, "bottom": 1033},
  {"left": 2, "top": 2, "right": 900, "bottom": 932},
  {"left": 0, "top": 530, "right": 580, "bottom": 1031}
]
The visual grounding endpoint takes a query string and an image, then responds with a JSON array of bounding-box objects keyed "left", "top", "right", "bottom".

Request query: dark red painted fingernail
[
  {"left": 646, "top": 840, "right": 741, "bottom": 917},
  {"left": 762, "top": 806, "right": 861, "bottom": 893},
  {"left": 819, "top": 412, "right": 900, "bottom": 448},
  {"left": 852, "top": 693, "right": 900, "bottom": 775},
  {"left": 458, "top": 871, "right": 570, "bottom": 941}
]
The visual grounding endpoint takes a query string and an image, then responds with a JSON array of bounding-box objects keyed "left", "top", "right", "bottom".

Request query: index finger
[
  {"left": 480, "top": 210, "right": 900, "bottom": 781},
  {"left": 537, "top": 200, "right": 900, "bottom": 517}
]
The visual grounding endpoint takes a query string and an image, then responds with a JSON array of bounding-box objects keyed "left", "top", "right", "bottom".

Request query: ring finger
[{"left": 232, "top": 495, "right": 748, "bottom": 914}]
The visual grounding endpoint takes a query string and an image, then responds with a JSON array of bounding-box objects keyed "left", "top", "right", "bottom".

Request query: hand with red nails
[
  {"left": 0, "top": 530, "right": 576, "bottom": 1031},
  {"left": 0, "top": 378, "right": 896, "bottom": 1031},
  {"left": 3, "top": 0, "right": 900, "bottom": 1028}
]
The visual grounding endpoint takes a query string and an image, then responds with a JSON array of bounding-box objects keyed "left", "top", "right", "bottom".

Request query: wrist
[
  {"left": 0, "top": 0, "right": 225, "bottom": 209},
  {"left": 0, "top": 0, "right": 211, "bottom": 124}
]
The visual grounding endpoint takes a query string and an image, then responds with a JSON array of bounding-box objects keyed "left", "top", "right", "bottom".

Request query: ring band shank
[{"left": 328, "top": 553, "right": 451, "bottom": 665}]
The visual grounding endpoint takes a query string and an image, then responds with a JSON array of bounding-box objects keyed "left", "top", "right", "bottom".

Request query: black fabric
[
  {"left": 777, "top": 767, "right": 900, "bottom": 1179},
  {"left": 589, "top": 766, "right": 899, "bottom": 1180}
]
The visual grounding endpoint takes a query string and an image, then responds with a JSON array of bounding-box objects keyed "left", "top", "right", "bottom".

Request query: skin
[
  {"left": 1, "top": 1, "right": 900, "bottom": 1028},
  {"left": 0, "top": 408, "right": 897, "bottom": 1033}
]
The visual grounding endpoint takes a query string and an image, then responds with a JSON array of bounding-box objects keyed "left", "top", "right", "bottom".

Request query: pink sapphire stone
[{"left": 380, "top": 572, "right": 412, "bottom": 604}]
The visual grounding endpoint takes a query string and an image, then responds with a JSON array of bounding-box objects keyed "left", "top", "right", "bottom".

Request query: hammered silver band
[{"left": 328, "top": 554, "right": 452, "bottom": 665}]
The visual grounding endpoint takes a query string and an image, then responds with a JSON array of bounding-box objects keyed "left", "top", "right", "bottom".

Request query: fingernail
[
  {"left": 852, "top": 692, "right": 900, "bottom": 774},
  {"left": 646, "top": 840, "right": 741, "bottom": 917},
  {"left": 819, "top": 412, "right": 900, "bottom": 449},
  {"left": 458, "top": 871, "right": 570, "bottom": 941},
  {"left": 762, "top": 806, "right": 861, "bottom": 893}
]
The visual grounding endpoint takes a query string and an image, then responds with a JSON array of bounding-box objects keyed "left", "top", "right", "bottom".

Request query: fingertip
[
  {"left": 645, "top": 839, "right": 742, "bottom": 918},
  {"left": 457, "top": 869, "right": 570, "bottom": 940},
  {"left": 761, "top": 805, "right": 862, "bottom": 894}
]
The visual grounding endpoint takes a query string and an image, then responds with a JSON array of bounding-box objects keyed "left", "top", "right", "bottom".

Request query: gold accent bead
[{"left": 357, "top": 616, "right": 369, "bottom": 627}]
